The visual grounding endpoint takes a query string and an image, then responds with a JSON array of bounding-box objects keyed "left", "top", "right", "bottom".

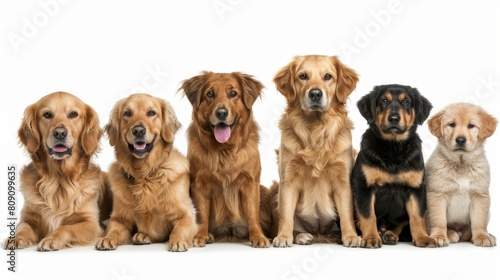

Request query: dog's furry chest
[{"left": 294, "top": 177, "right": 338, "bottom": 227}]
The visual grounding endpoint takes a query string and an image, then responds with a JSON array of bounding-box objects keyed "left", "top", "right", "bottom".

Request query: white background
[{"left": 1, "top": 0, "right": 499, "bottom": 279}]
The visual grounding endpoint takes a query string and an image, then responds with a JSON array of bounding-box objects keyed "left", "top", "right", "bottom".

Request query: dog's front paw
[
  {"left": 95, "top": 237, "right": 118, "bottom": 250},
  {"left": 431, "top": 234, "right": 449, "bottom": 247},
  {"left": 251, "top": 236, "right": 270, "bottom": 248},
  {"left": 447, "top": 229, "right": 460, "bottom": 243},
  {"left": 273, "top": 235, "right": 293, "bottom": 248},
  {"left": 193, "top": 235, "right": 208, "bottom": 247},
  {"left": 295, "top": 233, "right": 314, "bottom": 245},
  {"left": 37, "top": 237, "right": 64, "bottom": 251},
  {"left": 342, "top": 235, "right": 360, "bottom": 247},
  {"left": 132, "top": 232, "right": 152, "bottom": 245},
  {"left": 168, "top": 240, "right": 190, "bottom": 252},
  {"left": 473, "top": 233, "right": 496, "bottom": 247},
  {"left": 381, "top": 231, "right": 399, "bottom": 245},
  {"left": 4, "top": 237, "right": 30, "bottom": 250},
  {"left": 413, "top": 236, "right": 437, "bottom": 248},
  {"left": 361, "top": 235, "right": 382, "bottom": 248}
]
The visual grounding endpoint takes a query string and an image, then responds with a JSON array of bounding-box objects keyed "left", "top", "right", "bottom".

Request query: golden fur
[
  {"left": 426, "top": 102, "right": 497, "bottom": 247},
  {"left": 95, "top": 94, "right": 197, "bottom": 252},
  {"left": 4, "top": 91, "right": 111, "bottom": 251},
  {"left": 180, "top": 71, "right": 271, "bottom": 248},
  {"left": 270, "top": 55, "right": 360, "bottom": 247}
]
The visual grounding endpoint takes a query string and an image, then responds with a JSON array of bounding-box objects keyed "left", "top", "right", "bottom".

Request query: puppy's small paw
[
  {"left": 207, "top": 233, "right": 215, "bottom": 244},
  {"left": 132, "top": 232, "right": 152, "bottom": 245},
  {"left": 95, "top": 237, "right": 118, "bottom": 250},
  {"left": 413, "top": 236, "right": 437, "bottom": 248},
  {"left": 447, "top": 229, "right": 460, "bottom": 243},
  {"left": 342, "top": 235, "right": 360, "bottom": 248},
  {"left": 473, "top": 233, "right": 496, "bottom": 247},
  {"left": 168, "top": 240, "right": 189, "bottom": 252},
  {"left": 361, "top": 235, "right": 382, "bottom": 248},
  {"left": 251, "top": 236, "right": 270, "bottom": 248},
  {"left": 273, "top": 235, "right": 293, "bottom": 248},
  {"left": 193, "top": 235, "right": 208, "bottom": 247},
  {"left": 37, "top": 237, "right": 64, "bottom": 251},
  {"left": 295, "top": 233, "right": 314, "bottom": 245},
  {"left": 431, "top": 234, "right": 449, "bottom": 247},
  {"left": 381, "top": 231, "right": 399, "bottom": 245}
]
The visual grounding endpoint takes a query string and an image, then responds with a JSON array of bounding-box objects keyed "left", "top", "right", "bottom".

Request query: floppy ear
[
  {"left": 161, "top": 100, "right": 181, "bottom": 143},
  {"left": 179, "top": 72, "right": 209, "bottom": 109},
  {"left": 18, "top": 103, "right": 41, "bottom": 154},
  {"left": 477, "top": 108, "right": 497, "bottom": 141},
  {"left": 410, "top": 87, "right": 433, "bottom": 125},
  {"left": 273, "top": 60, "right": 296, "bottom": 103},
  {"left": 104, "top": 100, "right": 122, "bottom": 147},
  {"left": 80, "top": 104, "right": 103, "bottom": 156},
  {"left": 427, "top": 110, "right": 445, "bottom": 140},
  {"left": 332, "top": 56, "right": 359, "bottom": 103},
  {"left": 357, "top": 87, "right": 380, "bottom": 124},
  {"left": 236, "top": 72, "right": 264, "bottom": 110}
]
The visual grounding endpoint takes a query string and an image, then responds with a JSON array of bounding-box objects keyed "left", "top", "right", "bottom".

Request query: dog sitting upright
[
  {"left": 426, "top": 103, "right": 497, "bottom": 247},
  {"left": 351, "top": 84, "right": 437, "bottom": 248}
]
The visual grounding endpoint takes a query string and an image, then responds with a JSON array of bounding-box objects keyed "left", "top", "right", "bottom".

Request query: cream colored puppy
[{"left": 426, "top": 103, "right": 497, "bottom": 247}]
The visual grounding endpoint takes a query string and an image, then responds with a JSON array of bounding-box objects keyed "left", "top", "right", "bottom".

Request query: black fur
[{"left": 351, "top": 84, "right": 432, "bottom": 243}]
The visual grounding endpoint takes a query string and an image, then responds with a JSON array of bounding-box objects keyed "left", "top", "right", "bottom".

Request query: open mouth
[
  {"left": 128, "top": 137, "right": 155, "bottom": 157},
  {"left": 212, "top": 120, "right": 236, "bottom": 144},
  {"left": 48, "top": 144, "right": 72, "bottom": 159}
]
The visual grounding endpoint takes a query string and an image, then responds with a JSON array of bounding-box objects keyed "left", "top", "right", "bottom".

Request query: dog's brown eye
[
  {"left": 147, "top": 110, "right": 156, "bottom": 117},
  {"left": 299, "top": 73, "right": 308, "bottom": 80},
  {"left": 468, "top": 123, "right": 475, "bottom": 129},
  {"left": 207, "top": 90, "right": 214, "bottom": 98},
  {"left": 402, "top": 99, "right": 410, "bottom": 106},
  {"left": 43, "top": 112, "right": 52, "bottom": 119},
  {"left": 124, "top": 110, "right": 131, "bottom": 117},
  {"left": 324, "top": 74, "right": 332, "bottom": 80},
  {"left": 449, "top": 122, "right": 456, "bottom": 128},
  {"left": 69, "top": 111, "right": 78, "bottom": 118},
  {"left": 230, "top": 91, "right": 237, "bottom": 97},
  {"left": 380, "top": 98, "right": 388, "bottom": 105}
]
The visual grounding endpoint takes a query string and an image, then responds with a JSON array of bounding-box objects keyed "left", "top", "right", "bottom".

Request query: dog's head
[
  {"left": 180, "top": 71, "right": 263, "bottom": 144},
  {"left": 273, "top": 55, "right": 358, "bottom": 112},
  {"left": 427, "top": 102, "right": 497, "bottom": 153},
  {"left": 18, "top": 91, "right": 102, "bottom": 161},
  {"left": 357, "top": 84, "right": 432, "bottom": 141},
  {"left": 105, "top": 93, "right": 181, "bottom": 159}
]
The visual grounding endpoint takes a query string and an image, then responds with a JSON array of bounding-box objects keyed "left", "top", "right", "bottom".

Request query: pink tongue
[
  {"left": 214, "top": 124, "right": 231, "bottom": 143},
  {"left": 134, "top": 142, "right": 147, "bottom": 150},
  {"left": 53, "top": 145, "right": 68, "bottom": 153}
]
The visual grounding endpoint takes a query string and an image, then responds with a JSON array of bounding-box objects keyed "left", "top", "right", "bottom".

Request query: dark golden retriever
[
  {"left": 95, "top": 93, "right": 197, "bottom": 252},
  {"left": 270, "top": 55, "right": 360, "bottom": 247},
  {"left": 4, "top": 91, "right": 111, "bottom": 251},
  {"left": 180, "top": 71, "right": 271, "bottom": 248}
]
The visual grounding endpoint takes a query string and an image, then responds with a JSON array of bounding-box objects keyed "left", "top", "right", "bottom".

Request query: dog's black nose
[
  {"left": 215, "top": 107, "right": 228, "bottom": 121},
  {"left": 132, "top": 125, "right": 146, "bottom": 137},
  {"left": 455, "top": 137, "right": 466, "bottom": 146},
  {"left": 53, "top": 127, "right": 67, "bottom": 140},
  {"left": 308, "top": 88, "right": 323, "bottom": 102},
  {"left": 388, "top": 113, "right": 400, "bottom": 124}
]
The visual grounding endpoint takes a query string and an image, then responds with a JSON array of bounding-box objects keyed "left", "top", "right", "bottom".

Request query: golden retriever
[
  {"left": 180, "top": 71, "right": 271, "bottom": 248},
  {"left": 426, "top": 102, "right": 497, "bottom": 247},
  {"left": 4, "top": 91, "right": 111, "bottom": 251},
  {"left": 270, "top": 55, "right": 360, "bottom": 247},
  {"left": 95, "top": 93, "right": 197, "bottom": 252}
]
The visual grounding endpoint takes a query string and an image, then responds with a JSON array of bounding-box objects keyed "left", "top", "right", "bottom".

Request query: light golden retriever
[
  {"left": 4, "top": 91, "right": 111, "bottom": 251},
  {"left": 271, "top": 55, "right": 360, "bottom": 247},
  {"left": 95, "top": 93, "right": 197, "bottom": 252},
  {"left": 426, "top": 102, "right": 497, "bottom": 247},
  {"left": 180, "top": 71, "right": 271, "bottom": 248}
]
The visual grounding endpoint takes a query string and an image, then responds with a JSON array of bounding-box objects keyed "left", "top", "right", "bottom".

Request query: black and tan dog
[{"left": 351, "top": 84, "right": 437, "bottom": 248}]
